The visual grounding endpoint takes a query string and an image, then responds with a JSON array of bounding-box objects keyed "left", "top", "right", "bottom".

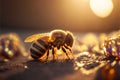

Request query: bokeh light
[{"left": 90, "top": 0, "right": 114, "bottom": 18}]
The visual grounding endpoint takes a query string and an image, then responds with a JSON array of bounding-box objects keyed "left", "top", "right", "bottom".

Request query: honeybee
[{"left": 24, "top": 29, "right": 74, "bottom": 61}]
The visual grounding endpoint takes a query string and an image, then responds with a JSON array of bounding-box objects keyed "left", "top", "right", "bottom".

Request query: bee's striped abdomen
[{"left": 30, "top": 39, "right": 48, "bottom": 59}]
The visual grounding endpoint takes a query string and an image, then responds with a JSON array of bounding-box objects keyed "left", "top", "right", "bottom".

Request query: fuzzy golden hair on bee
[{"left": 24, "top": 29, "right": 74, "bottom": 62}]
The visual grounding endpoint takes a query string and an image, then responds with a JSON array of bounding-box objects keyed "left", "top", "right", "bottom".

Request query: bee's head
[{"left": 65, "top": 31, "right": 74, "bottom": 47}]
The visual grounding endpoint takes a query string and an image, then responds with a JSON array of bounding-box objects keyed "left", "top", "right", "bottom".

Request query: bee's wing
[{"left": 24, "top": 33, "right": 49, "bottom": 42}]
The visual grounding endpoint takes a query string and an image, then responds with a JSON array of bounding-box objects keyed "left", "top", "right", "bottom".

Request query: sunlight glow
[{"left": 90, "top": 0, "right": 114, "bottom": 18}]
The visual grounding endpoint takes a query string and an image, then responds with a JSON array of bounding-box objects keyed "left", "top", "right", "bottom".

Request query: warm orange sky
[{"left": 1, "top": 0, "right": 120, "bottom": 32}]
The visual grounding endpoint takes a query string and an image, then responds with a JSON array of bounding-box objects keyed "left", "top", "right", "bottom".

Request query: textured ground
[
  {"left": 0, "top": 52, "right": 120, "bottom": 80},
  {"left": 0, "top": 31, "right": 120, "bottom": 80}
]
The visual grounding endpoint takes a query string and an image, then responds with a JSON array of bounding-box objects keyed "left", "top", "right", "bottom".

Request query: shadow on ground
[{"left": 6, "top": 60, "right": 75, "bottom": 80}]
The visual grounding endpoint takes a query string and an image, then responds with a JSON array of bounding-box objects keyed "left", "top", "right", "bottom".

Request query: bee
[{"left": 24, "top": 29, "right": 74, "bottom": 61}]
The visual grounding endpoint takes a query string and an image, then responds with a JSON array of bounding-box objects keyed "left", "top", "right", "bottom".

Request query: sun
[{"left": 90, "top": 0, "right": 114, "bottom": 18}]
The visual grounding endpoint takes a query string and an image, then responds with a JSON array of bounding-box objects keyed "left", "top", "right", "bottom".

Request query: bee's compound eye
[{"left": 65, "top": 33, "right": 74, "bottom": 47}]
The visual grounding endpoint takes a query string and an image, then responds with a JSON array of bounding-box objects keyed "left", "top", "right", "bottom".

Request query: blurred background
[{"left": 0, "top": 0, "right": 120, "bottom": 32}]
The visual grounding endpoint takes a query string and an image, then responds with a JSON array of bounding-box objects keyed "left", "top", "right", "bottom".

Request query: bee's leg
[
  {"left": 64, "top": 45, "right": 72, "bottom": 52},
  {"left": 52, "top": 48, "right": 58, "bottom": 61},
  {"left": 45, "top": 50, "right": 49, "bottom": 62},
  {"left": 64, "top": 45, "right": 74, "bottom": 59},
  {"left": 52, "top": 47, "right": 55, "bottom": 61},
  {"left": 62, "top": 47, "right": 70, "bottom": 59}
]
